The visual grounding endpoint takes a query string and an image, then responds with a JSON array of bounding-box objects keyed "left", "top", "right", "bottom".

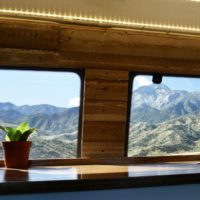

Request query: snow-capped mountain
[{"left": 131, "top": 84, "right": 200, "bottom": 123}]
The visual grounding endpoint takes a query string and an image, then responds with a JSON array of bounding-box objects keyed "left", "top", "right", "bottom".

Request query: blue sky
[
  {"left": 0, "top": 70, "right": 81, "bottom": 108},
  {"left": 1, "top": 71, "right": 199, "bottom": 108},
  {"left": 133, "top": 75, "right": 200, "bottom": 92}
]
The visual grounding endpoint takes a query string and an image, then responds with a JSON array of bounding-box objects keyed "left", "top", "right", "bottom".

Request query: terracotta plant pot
[{"left": 2, "top": 141, "right": 32, "bottom": 169}]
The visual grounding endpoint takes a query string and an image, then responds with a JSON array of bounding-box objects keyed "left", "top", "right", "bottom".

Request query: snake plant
[{"left": 0, "top": 122, "right": 36, "bottom": 141}]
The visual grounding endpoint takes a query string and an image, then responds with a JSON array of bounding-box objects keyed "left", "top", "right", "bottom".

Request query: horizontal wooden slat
[
  {"left": 85, "top": 80, "right": 128, "bottom": 101},
  {"left": 82, "top": 142, "right": 124, "bottom": 158},
  {"left": 84, "top": 101, "right": 127, "bottom": 122},
  {"left": 0, "top": 48, "right": 59, "bottom": 67},
  {"left": 59, "top": 51, "right": 200, "bottom": 75},
  {"left": 84, "top": 101, "right": 127, "bottom": 116},
  {"left": 84, "top": 113, "right": 126, "bottom": 122},
  {"left": 83, "top": 121, "right": 126, "bottom": 142},
  {"left": 0, "top": 18, "right": 59, "bottom": 50},
  {"left": 86, "top": 69, "right": 129, "bottom": 81},
  {"left": 60, "top": 26, "right": 200, "bottom": 60}
]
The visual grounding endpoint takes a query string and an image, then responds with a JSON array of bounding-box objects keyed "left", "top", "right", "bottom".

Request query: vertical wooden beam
[{"left": 82, "top": 69, "right": 129, "bottom": 158}]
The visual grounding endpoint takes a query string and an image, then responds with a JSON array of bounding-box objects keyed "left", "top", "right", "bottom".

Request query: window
[
  {"left": 128, "top": 74, "right": 200, "bottom": 157},
  {"left": 0, "top": 69, "right": 83, "bottom": 159}
]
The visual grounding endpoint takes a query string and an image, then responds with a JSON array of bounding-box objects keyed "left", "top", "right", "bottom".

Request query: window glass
[
  {"left": 0, "top": 69, "right": 81, "bottom": 159},
  {"left": 128, "top": 75, "right": 200, "bottom": 157}
]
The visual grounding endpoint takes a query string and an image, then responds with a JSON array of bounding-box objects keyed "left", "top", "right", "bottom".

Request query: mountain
[
  {"left": 0, "top": 109, "right": 25, "bottom": 124},
  {"left": 0, "top": 102, "right": 79, "bottom": 159},
  {"left": 131, "top": 84, "right": 200, "bottom": 123},
  {"left": 0, "top": 102, "right": 78, "bottom": 133},
  {"left": 22, "top": 107, "right": 79, "bottom": 134},
  {"left": 0, "top": 102, "right": 17, "bottom": 111},
  {"left": 129, "top": 83, "right": 200, "bottom": 156},
  {"left": 0, "top": 102, "right": 68, "bottom": 116},
  {"left": 129, "top": 113, "right": 200, "bottom": 156}
]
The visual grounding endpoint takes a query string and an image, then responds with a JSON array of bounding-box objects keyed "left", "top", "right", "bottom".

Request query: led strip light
[{"left": 0, "top": 8, "right": 200, "bottom": 33}]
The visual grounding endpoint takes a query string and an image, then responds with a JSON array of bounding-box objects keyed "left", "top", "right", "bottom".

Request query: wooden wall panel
[
  {"left": 1, "top": 17, "right": 200, "bottom": 159},
  {"left": 60, "top": 25, "right": 200, "bottom": 59},
  {"left": 58, "top": 51, "right": 200, "bottom": 76},
  {"left": 82, "top": 142, "right": 125, "bottom": 158},
  {"left": 85, "top": 69, "right": 129, "bottom": 81},
  {"left": 82, "top": 69, "right": 129, "bottom": 158},
  {"left": 0, "top": 19, "right": 59, "bottom": 50},
  {"left": 85, "top": 81, "right": 128, "bottom": 102},
  {"left": 0, "top": 18, "right": 200, "bottom": 75},
  {"left": 83, "top": 121, "right": 126, "bottom": 142},
  {"left": 84, "top": 101, "right": 127, "bottom": 122},
  {"left": 0, "top": 48, "right": 58, "bottom": 67}
]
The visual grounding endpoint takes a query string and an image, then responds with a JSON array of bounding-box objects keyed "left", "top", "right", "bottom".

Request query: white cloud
[
  {"left": 133, "top": 75, "right": 152, "bottom": 90},
  {"left": 67, "top": 97, "right": 80, "bottom": 107}
]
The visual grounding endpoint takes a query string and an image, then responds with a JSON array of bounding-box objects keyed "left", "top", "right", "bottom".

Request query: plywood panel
[
  {"left": 59, "top": 51, "right": 200, "bottom": 76},
  {"left": 0, "top": 18, "right": 200, "bottom": 75},
  {"left": 83, "top": 121, "right": 126, "bottom": 142},
  {"left": 84, "top": 101, "right": 127, "bottom": 122},
  {"left": 84, "top": 101, "right": 127, "bottom": 115},
  {"left": 0, "top": 18, "right": 59, "bottom": 50},
  {"left": 85, "top": 80, "right": 128, "bottom": 101},
  {"left": 60, "top": 25, "right": 200, "bottom": 60},
  {"left": 82, "top": 69, "right": 129, "bottom": 158},
  {"left": 0, "top": 48, "right": 59, "bottom": 67},
  {"left": 82, "top": 142, "right": 124, "bottom": 158},
  {"left": 86, "top": 69, "right": 129, "bottom": 81}
]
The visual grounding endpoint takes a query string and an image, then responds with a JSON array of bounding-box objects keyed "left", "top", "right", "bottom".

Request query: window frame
[
  {"left": 0, "top": 65, "right": 84, "bottom": 159},
  {"left": 126, "top": 72, "right": 200, "bottom": 162}
]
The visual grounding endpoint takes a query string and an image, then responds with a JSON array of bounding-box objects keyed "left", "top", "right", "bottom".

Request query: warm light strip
[{"left": 0, "top": 8, "right": 200, "bottom": 33}]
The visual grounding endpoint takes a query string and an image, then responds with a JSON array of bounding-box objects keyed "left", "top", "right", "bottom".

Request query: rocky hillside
[
  {"left": 129, "top": 113, "right": 200, "bottom": 156},
  {"left": 131, "top": 84, "right": 200, "bottom": 123},
  {"left": 0, "top": 103, "right": 79, "bottom": 159},
  {"left": 129, "top": 84, "right": 200, "bottom": 156}
]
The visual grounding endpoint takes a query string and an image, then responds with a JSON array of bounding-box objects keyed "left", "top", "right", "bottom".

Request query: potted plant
[{"left": 0, "top": 122, "right": 36, "bottom": 169}]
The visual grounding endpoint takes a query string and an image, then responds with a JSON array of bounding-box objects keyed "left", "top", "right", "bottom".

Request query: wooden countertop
[{"left": 1, "top": 163, "right": 200, "bottom": 194}]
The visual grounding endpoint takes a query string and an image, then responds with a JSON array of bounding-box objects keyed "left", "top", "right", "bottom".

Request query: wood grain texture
[
  {"left": 86, "top": 69, "right": 129, "bottom": 81},
  {"left": 0, "top": 48, "right": 59, "bottom": 67},
  {"left": 84, "top": 80, "right": 128, "bottom": 101},
  {"left": 82, "top": 142, "right": 125, "bottom": 158},
  {"left": 82, "top": 69, "right": 128, "bottom": 158},
  {"left": 0, "top": 17, "right": 200, "bottom": 74},
  {"left": 60, "top": 25, "right": 200, "bottom": 60},
  {"left": 84, "top": 101, "right": 127, "bottom": 122},
  {"left": 59, "top": 51, "right": 200, "bottom": 76},
  {"left": 83, "top": 121, "right": 126, "bottom": 142},
  {"left": 0, "top": 18, "right": 59, "bottom": 51},
  {"left": 1, "top": 17, "right": 200, "bottom": 159}
]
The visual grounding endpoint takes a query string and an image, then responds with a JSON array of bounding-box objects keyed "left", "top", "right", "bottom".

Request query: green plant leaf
[
  {"left": 0, "top": 126, "right": 6, "bottom": 132},
  {"left": 16, "top": 122, "right": 30, "bottom": 134},
  {"left": 5, "top": 134, "right": 11, "bottom": 141},
  {"left": 5, "top": 128, "right": 21, "bottom": 141},
  {"left": 0, "top": 126, "right": 16, "bottom": 141},
  {"left": 5, "top": 127, "right": 17, "bottom": 139},
  {"left": 19, "top": 128, "right": 36, "bottom": 141},
  {"left": 12, "top": 130, "right": 22, "bottom": 141},
  {"left": 0, "top": 122, "right": 36, "bottom": 141}
]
